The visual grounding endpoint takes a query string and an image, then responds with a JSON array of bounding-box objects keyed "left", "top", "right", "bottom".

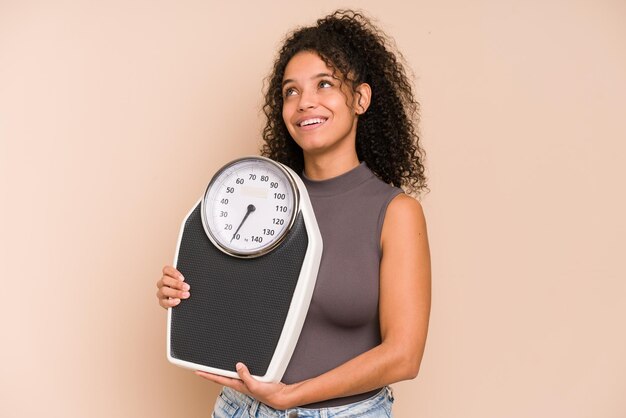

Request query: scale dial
[{"left": 201, "top": 156, "right": 300, "bottom": 258}]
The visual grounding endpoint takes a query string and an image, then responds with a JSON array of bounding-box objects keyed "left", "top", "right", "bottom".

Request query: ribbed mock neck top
[{"left": 282, "top": 162, "right": 402, "bottom": 408}]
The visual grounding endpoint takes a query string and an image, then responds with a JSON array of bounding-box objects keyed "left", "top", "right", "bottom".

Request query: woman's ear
[{"left": 354, "top": 83, "right": 372, "bottom": 115}]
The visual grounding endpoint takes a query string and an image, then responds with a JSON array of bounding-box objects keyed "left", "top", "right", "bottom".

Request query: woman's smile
[{"left": 297, "top": 116, "right": 328, "bottom": 129}]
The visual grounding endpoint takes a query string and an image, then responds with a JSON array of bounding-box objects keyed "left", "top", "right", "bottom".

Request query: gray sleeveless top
[{"left": 282, "top": 162, "right": 403, "bottom": 408}]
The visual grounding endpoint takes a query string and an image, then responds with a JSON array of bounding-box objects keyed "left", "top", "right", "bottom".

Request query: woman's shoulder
[
  {"left": 388, "top": 193, "right": 423, "bottom": 212},
  {"left": 383, "top": 193, "right": 427, "bottom": 237}
]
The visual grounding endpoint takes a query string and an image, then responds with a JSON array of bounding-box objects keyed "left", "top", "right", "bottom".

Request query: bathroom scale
[{"left": 167, "top": 156, "right": 322, "bottom": 383}]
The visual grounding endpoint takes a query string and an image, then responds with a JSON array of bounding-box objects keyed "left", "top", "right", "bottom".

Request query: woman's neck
[{"left": 302, "top": 151, "right": 360, "bottom": 180}]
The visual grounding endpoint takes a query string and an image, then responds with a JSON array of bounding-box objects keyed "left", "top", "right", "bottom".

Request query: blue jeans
[{"left": 212, "top": 386, "right": 394, "bottom": 418}]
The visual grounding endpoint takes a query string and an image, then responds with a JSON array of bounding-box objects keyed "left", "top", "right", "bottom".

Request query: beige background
[{"left": 1, "top": 0, "right": 625, "bottom": 417}]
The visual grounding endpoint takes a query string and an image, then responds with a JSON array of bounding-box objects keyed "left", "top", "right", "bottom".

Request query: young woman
[{"left": 156, "top": 10, "right": 431, "bottom": 417}]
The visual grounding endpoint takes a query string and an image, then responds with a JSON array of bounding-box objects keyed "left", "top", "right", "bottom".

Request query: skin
[{"left": 156, "top": 51, "right": 431, "bottom": 410}]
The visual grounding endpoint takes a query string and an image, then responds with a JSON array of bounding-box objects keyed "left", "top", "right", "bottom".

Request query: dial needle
[{"left": 231, "top": 204, "right": 255, "bottom": 242}]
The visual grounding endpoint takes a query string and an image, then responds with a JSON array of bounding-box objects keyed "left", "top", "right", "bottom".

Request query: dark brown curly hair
[{"left": 261, "top": 9, "right": 427, "bottom": 196}]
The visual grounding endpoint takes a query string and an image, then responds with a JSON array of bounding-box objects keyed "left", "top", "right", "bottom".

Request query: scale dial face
[{"left": 201, "top": 157, "right": 300, "bottom": 258}]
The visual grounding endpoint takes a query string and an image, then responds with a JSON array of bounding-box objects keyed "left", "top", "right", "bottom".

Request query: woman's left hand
[{"left": 195, "top": 363, "right": 295, "bottom": 410}]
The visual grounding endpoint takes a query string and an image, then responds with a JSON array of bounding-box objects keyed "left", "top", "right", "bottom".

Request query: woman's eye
[
  {"left": 319, "top": 80, "right": 332, "bottom": 88},
  {"left": 284, "top": 88, "right": 297, "bottom": 97}
]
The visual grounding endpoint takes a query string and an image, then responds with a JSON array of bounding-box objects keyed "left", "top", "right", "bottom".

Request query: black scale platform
[{"left": 169, "top": 203, "right": 309, "bottom": 377}]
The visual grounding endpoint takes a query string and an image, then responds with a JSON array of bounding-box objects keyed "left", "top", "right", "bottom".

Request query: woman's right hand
[{"left": 156, "top": 265, "right": 190, "bottom": 309}]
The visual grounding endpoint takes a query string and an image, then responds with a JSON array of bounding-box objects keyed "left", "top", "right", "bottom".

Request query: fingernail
[
  {"left": 182, "top": 292, "right": 190, "bottom": 298},
  {"left": 178, "top": 274, "right": 185, "bottom": 281},
  {"left": 236, "top": 363, "right": 243, "bottom": 370},
  {"left": 173, "top": 299, "right": 181, "bottom": 305},
  {"left": 183, "top": 283, "right": 190, "bottom": 291}
]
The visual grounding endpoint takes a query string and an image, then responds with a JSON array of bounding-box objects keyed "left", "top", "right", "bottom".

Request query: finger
[
  {"left": 159, "top": 297, "right": 181, "bottom": 309},
  {"left": 156, "top": 287, "right": 183, "bottom": 302},
  {"left": 158, "top": 284, "right": 190, "bottom": 299},
  {"left": 159, "top": 276, "right": 190, "bottom": 291},
  {"left": 163, "top": 265, "right": 185, "bottom": 281},
  {"left": 236, "top": 363, "right": 256, "bottom": 390}
]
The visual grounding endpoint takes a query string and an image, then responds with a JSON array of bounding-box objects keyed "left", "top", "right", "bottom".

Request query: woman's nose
[{"left": 297, "top": 90, "right": 317, "bottom": 111}]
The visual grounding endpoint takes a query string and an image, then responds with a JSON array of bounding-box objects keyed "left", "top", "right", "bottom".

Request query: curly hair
[{"left": 261, "top": 9, "right": 427, "bottom": 196}]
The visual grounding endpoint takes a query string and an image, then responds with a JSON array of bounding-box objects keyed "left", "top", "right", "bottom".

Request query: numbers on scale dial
[{"left": 208, "top": 160, "right": 295, "bottom": 255}]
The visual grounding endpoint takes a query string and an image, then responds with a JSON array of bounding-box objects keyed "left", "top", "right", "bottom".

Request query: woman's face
[{"left": 281, "top": 51, "right": 367, "bottom": 158}]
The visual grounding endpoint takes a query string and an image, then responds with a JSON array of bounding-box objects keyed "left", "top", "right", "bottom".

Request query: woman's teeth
[{"left": 299, "top": 118, "right": 326, "bottom": 127}]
